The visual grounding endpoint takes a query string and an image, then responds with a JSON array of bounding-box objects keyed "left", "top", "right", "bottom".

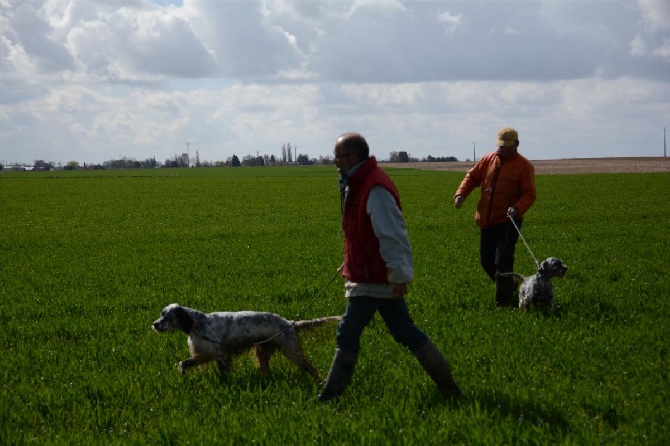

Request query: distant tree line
[
  {"left": 388, "top": 151, "right": 459, "bottom": 163},
  {"left": 389, "top": 151, "right": 412, "bottom": 163},
  {"left": 423, "top": 155, "right": 459, "bottom": 162},
  {"left": 4, "top": 143, "right": 460, "bottom": 171}
]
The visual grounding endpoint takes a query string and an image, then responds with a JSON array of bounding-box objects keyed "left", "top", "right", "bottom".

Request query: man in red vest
[
  {"left": 318, "top": 132, "right": 461, "bottom": 402},
  {"left": 454, "top": 127, "right": 536, "bottom": 306}
]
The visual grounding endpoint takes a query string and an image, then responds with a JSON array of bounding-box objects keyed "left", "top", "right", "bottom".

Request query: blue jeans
[{"left": 336, "top": 296, "right": 428, "bottom": 355}]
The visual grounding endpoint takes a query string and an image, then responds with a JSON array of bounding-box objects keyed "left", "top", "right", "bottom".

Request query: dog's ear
[
  {"left": 174, "top": 306, "right": 194, "bottom": 334},
  {"left": 538, "top": 260, "right": 549, "bottom": 274}
]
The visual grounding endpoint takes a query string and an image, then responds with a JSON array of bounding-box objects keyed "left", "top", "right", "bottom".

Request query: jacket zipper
[{"left": 486, "top": 160, "right": 503, "bottom": 226}]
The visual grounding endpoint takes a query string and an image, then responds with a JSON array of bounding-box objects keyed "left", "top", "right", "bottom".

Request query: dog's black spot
[{"left": 175, "top": 306, "right": 194, "bottom": 334}]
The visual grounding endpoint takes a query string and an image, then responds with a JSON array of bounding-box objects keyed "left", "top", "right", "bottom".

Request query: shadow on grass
[
  {"left": 209, "top": 365, "right": 320, "bottom": 393},
  {"left": 477, "top": 390, "right": 568, "bottom": 432},
  {"left": 419, "top": 388, "right": 570, "bottom": 432}
]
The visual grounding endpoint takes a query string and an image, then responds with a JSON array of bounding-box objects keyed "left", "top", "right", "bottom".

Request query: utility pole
[
  {"left": 472, "top": 142, "right": 476, "bottom": 162},
  {"left": 186, "top": 141, "right": 190, "bottom": 168},
  {"left": 664, "top": 127, "right": 667, "bottom": 157}
]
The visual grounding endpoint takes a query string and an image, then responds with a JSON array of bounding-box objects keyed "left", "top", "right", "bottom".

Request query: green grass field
[{"left": 1, "top": 166, "right": 668, "bottom": 444}]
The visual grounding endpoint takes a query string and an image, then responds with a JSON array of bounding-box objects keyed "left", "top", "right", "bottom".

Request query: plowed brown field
[{"left": 380, "top": 157, "right": 670, "bottom": 174}]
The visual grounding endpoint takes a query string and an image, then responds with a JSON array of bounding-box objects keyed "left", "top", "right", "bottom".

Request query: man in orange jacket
[{"left": 454, "top": 127, "right": 536, "bottom": 306}]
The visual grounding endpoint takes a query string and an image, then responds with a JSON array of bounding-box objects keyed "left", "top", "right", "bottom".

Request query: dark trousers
[
  {"left": 479, "top": 219, "right": 522, "bottom": 282},
  {"left": 336, "top": 296, "right": 428, "bottom": 355}
]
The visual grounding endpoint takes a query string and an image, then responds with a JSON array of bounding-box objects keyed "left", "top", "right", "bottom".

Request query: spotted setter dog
[
  {"left": 152, "top": 303, "right": 341, "bottom": 380},
  {"left": 502, "top": 257, "right": 568, "bottom": 310}
]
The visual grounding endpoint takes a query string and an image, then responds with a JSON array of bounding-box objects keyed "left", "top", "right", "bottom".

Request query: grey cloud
[
  {"left": 8, "top": 3, "right": 74, "bottom": 74},
  {"left": 638, "top": 0, "right": 670, "bottom": 30},
  {"left": 63, "top": 5, "right": 218, "bottom": 80},
  {"left": 8, "top": 0, "right": 668, "bottom": 85},
  {"left": 0, "top": 78, "right": 50, "bottom": 105},
  {"left": 4, "top": 0, "right": 304, "bottom": 83},
  {"left": 307, "top": 1, "right": 669, "bottom": 83},
  {"left": 189, "top": 0, "right": 305, "bottom": 78},
  {"left": 121, "top": 15, "right": 219, "bottom": 78}
]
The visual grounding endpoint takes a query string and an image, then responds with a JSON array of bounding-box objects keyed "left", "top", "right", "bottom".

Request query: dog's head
[
  {"left": 152, "top": 303, "right": 194, "bottom": 334},
  {"left": 538, "top": 257, "right": 568, "bottom": 278}
]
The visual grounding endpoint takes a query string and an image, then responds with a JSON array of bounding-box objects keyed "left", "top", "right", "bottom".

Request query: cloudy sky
[{"left": 2, "top": 0, "right": 669, "bottom": 165}]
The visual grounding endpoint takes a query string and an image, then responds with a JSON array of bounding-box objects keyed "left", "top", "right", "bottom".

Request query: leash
[
  {"left": 255, "top": 269, "right": 342, "bottom": 345},
  {"left": 507, "top": 214, "right": 541, "bottom": 269},
  {"left": 193, "top": 269, "right": 341, "bottom": 347}
]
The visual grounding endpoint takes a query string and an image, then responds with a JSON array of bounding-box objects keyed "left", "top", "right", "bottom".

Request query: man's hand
[
  {"left": 392, "top": 283, "right": 408, "bottom": 299},
  {"left": 507, "top": 206, "right": 518, "bottom": 219},
  {"left": 454, "top": 195, "right": 465, "bottom": 209}
]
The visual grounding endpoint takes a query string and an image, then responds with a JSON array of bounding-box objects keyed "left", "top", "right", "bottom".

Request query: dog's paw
[{"left": 178, "top": 361, "right": 187, "bottom": 374}]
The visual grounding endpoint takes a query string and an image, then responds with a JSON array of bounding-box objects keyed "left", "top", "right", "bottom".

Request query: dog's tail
[
  {"left": 293, "top": 316, "right": 342, "bottom": 331},
  {"left": 499, "top": 272, "right": 526, "bottom": 284}
]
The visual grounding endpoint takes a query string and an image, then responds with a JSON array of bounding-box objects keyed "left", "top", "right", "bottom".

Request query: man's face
[
  {"left": 333, "top": 140, "right": 355, "bottom": 176},
  {"left": 497, "top": 142, "right": 518, "bottom": 160}
]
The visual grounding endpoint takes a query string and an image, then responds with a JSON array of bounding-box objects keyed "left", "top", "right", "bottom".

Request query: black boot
[
  {"left": 318, "top": 348, "right": 358, "bottom": 402},
  {"left": 412, "top": 340, "right": 462, "bottom": 399},
  {"left": 495, "top": 275, "right": 514, "bottom": 307}
]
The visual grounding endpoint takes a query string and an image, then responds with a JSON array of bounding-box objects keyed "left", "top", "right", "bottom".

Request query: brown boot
[
  {"left": 495, "top": 275, "right": 514, "bottom": 307},
  {"left": 412, "top": 340, "right": 462, "bottom": 399},
  {"left": 318, "top": 348, "right": 358, "bottom": 402}
]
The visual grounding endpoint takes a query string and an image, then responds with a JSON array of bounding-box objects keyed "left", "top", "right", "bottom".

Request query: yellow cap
[{"left": 496, "top": 127, "right": 518, "bottom": 147}]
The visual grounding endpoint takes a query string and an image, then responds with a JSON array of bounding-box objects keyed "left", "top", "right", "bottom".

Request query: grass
[{"left": 1, "top": 166, "right": 668, "bottom": 444}]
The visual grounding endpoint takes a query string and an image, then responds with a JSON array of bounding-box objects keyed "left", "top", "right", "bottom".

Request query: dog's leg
[
  {"left": 294, "top": 358, "right": 321, "bottom": 381},
  {"left": 277, "top": 340, "right": 321, "bottom": 380},
  {"left": 518, "top": 285, "right": 531, "bottom": 310},
  {"left": 178, "top": 358, "right": 200, "bottom": 374},
  {"left": 253, "top": 344, "right": 276, "bottom": 375},
  {"left": 216, "top": 355, "right": 232, "bottom": 375}
]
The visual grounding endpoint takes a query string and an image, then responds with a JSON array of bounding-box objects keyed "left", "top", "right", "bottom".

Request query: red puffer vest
[{"left": 341, "top": 157, "right": 401, "bottom": 283}]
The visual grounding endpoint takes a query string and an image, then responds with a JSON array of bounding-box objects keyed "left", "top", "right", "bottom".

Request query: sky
[{"left": 1, "top": 0, "right": 669, "bottom": 166}]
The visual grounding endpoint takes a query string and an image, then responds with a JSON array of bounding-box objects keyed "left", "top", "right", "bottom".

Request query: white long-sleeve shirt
[{"left": 344, "top": 185, "right": 414, "bottom": 299}]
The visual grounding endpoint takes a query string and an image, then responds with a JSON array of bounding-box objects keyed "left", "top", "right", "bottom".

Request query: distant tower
[
  {"left": 664, "top": 127, "right": 667, "bottom": 158},
  {"left": 472, "top": 142, "right": 476, "bottom": 162}
]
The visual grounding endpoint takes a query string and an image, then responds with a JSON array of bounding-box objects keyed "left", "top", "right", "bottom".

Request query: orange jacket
[{"left": 455, "top": 151, "right": 536, "bottom": 228}]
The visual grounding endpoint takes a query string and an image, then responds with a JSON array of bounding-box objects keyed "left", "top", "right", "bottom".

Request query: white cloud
[
  {"left": 638, "top": 0, "right": 670, "bottom": 31},
  {"left": 654, "top": 38, "right": 670, "bottom": 61},
  {"left": 348, "top": 0, "right": 407, "bottom": 18},
  {"left": 633, "top": 0, "right": 670, "bottom": 68},
  {"left": 501, "top": 26, "right": 519, "bottom": 36},
  {"left": 437, "top": 10, "right": 462, "bottom": 34},
  {"left": 630, "top": 34, "right": 649, "bottom": 57}
]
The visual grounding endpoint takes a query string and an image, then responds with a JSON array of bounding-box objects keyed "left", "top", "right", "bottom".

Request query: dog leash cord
[{"left": 508, "top": 214, "right": 541, "bottom": 269}]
